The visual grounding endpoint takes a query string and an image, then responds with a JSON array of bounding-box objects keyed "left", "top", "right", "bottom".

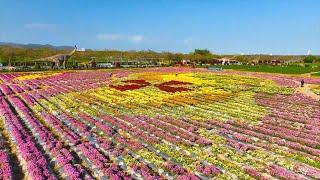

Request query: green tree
[
  {"left": 194, "top": 49, "right": 211, "bottom": 56},
  {"left": 304, "top": 55, "right": 317, "bottom": 63}
]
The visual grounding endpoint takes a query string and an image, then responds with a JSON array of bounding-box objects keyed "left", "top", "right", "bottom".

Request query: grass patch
[
  {"left": 311, "top": 72, "right": 320, "bottom": 76},
  {"left": 214, "top": 65, "right": 320, "bottom": 74}
]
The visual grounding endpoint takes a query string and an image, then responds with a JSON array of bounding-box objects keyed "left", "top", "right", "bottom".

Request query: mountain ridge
[{"left": 0, "top": 42, "right": 74, "bottom": 50}]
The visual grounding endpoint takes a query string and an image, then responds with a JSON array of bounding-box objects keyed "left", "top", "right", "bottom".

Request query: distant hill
[{"left": 0, "top": 42, "right": 74, "bottom": 50}]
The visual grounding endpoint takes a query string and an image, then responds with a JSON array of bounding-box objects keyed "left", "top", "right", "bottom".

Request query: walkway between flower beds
[{"left": 296, "top": 84, "right": 320, "bottom": 101}]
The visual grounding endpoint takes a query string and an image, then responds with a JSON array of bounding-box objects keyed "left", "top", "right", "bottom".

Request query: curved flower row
[
  {"left": 0, "top": 150, "right": 12, "bottom": 179},
  {"left": 0, "top": 97, "right": 56, "bottom": 180},
  {"left": 0, "top": 130, "right": 12, "bottom": 180},
  {"left": 0, "top": 68, "right": 319, "bottom": 179},
  {"left": 8, "top": 95, "right": 91, "bottom": 179}
]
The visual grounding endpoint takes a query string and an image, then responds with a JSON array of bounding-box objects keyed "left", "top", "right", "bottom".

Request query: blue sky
[{"left": 0, "top": 0, "right": 319, "bottom": 54}]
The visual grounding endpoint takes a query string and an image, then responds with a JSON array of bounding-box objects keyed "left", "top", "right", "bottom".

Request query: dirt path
[{"left": 295, "top": 83, "right": 320, "bottom": 101}]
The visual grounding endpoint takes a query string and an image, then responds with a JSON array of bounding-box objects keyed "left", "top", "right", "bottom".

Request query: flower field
[
  {"left": 311, "top": 85, "right": 320, "bottom": 96},
  {"left": 0, "top": 68, "right": 320, "bottom": 180}
]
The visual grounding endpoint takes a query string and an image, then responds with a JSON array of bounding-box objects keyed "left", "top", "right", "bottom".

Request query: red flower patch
[
  {"left": 160, "top": 80, "right": 192, "bottom": 86},
  {"left": 157, "top": 80, "right": 192, "bottom": 93},
  {"left": 110, "top": 79, "right": 150, "bottom": 91},
  {"left": 110, "top": 79, "right": 192, "bottom": 92}
]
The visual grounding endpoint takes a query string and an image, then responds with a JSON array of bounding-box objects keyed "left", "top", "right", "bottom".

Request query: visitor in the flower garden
[{"left": 301, "top": 79, "right": 304, "bottom": 87}]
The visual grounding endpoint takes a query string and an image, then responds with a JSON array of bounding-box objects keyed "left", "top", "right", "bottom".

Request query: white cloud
[
  {"left": 96, "top": 34, "right": 124, "bottom": 41},
  {"left": 97, "top": 33, "right": 144, "bottom": 43},
  {"left": 129, "top": 35, "right": 144, "bottom": 43},
  {"left": 24, "top": 23, "right": 58, "bottom": 30}
]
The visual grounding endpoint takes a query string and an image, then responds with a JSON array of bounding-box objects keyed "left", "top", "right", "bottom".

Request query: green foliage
[
  {"left": 214, "top": 65, "right": 320, "bottom": 74},
  {"left": 0, "top": 45, "right": 318, "bottom": 72},
  {"left": 33, "top": 63, "right": 41, "bottom": 70},
  {"left": 194, "top": 49, "right": 211, "bottom": 56},
  {"left": 0, "top": 45, "right": 67, "bottom": 64},
  {"left": 312, "top": 72, "right": 320, "bottom": 76},
  {"left": 190, "top": 49, "right": 222, "bottom": 63},
  {"left": 304, "top": 55, "right": 319, "bottom": 63}
]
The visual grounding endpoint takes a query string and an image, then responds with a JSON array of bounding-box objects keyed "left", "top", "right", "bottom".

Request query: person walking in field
[{"left": 301, "top": 79, "right": 305, "bottom": 87}]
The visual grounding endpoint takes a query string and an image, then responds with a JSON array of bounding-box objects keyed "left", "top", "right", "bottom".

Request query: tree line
[{"left": 0, "top": 45, "right": 318, "bottom": 66}]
